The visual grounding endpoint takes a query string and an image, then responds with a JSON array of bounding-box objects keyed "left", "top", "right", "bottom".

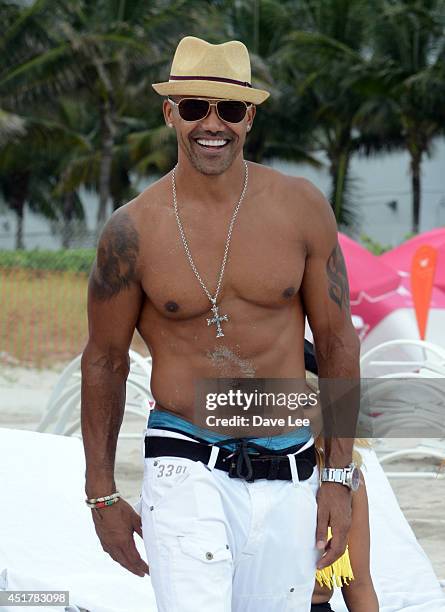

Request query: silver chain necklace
[{"left": 171, "top": 160, "right": 249, "bottom": 338}]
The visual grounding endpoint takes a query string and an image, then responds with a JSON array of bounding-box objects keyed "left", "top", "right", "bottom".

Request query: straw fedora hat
[{"left": 152, "top": 36, "right": 270, "bottom": 105}]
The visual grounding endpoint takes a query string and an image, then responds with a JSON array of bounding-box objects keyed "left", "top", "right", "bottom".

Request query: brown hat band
[{"left": 169, "top": 74, "right": 252, "bottom": 88}]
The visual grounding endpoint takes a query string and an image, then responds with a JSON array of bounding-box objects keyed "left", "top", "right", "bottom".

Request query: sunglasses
[{"left": 168, "top": 97, "right": 252, "bottom": 123}]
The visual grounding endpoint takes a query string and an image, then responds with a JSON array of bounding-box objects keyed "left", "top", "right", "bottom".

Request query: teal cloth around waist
[{"left": 147, "top": 409, "right": 311, "bottom": 452}]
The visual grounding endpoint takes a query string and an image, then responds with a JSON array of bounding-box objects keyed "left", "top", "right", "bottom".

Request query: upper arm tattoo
[
  {"left": 326, "top": 244, "right": 350, "bottom": 311},
  {"left": 90, "top": 213, "right": 140, "bottom": 301}
]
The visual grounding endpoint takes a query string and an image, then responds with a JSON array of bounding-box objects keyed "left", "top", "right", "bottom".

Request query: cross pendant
[{"left": 207, "top": 303, "right": 229, "bottom": 338}]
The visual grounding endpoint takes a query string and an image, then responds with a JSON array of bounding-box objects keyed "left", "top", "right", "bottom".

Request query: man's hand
[
  {"left": 315, "top": 482, "right": 352, "bottom": 570},
  {"left": 91, "top": 498, "right": 150, "bottom": 577}
]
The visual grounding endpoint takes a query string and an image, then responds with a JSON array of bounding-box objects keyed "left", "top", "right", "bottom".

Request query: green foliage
[
  {"left": 0, "top": 0, "right": 444, "bottom": 242},
  {"left": 0, "top": 249, "right": 95, "bottom": 273},
  {"left": 360, "top": 233, "right": 393, "bottom": 255}
]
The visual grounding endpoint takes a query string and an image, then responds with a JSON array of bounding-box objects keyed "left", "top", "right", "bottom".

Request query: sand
[{"left": 1, "top": 363, "right": 444, "bottom": 587}]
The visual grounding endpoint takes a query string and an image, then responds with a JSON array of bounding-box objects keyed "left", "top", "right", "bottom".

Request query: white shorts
[{"left": 140, "top": 428, "right": 320, "bottom": 612}]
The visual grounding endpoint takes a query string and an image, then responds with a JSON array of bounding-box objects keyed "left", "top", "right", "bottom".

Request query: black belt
[{"left": 144, "top": 435, "right": 315, "bottom": 483}]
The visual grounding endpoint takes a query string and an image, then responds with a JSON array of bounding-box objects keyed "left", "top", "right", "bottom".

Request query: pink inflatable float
[
  {"left": 380, "top": 228, "right": 445, "bottom": 293},
  {"left": 309, "top": 232, "right": 445, "bottom": 353}
]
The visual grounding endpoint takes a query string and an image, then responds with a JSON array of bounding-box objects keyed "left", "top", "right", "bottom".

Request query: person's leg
[
  {"left": 230, "top": 461, "right": 320, "bottom": 612},
  {"left": 141, "top": 452, "right": 234, "bottom": 612}
]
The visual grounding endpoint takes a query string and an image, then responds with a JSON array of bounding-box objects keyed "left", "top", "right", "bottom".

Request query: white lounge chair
[
  {"left": 360, "top": 340, "right": 445, "bottom": 478},
  {"left": 360, "top": 339, "right": 445, "bottom": 378},
  {"left": 0, "top": 428, "right": 154, "bottom": 612},
  {"left": 36, "top": 350, "right": 154, "bottom": 439}
]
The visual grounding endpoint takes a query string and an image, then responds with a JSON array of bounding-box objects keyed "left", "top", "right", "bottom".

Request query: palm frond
[{"left": 0, "top": 108, "right": 26, "bottom": 145}]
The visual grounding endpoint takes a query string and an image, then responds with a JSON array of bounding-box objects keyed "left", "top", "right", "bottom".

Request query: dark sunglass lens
[
  {"left": 178, "top": 99, "right": 209, "bottom": 121},
  {"left": 218, "top": 101, "right": 247, "bottom": 123}
]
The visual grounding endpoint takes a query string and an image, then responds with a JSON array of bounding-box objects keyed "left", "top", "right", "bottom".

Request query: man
[{"left": 81, "top": 35, "right": 360, "bottom": 612}]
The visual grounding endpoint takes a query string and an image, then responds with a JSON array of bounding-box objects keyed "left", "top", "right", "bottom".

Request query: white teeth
[{"left": 196, "top": 139, "right": 228, "bottom": 147}]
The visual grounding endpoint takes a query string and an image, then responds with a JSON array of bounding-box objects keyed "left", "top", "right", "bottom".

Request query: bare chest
[{"left": 139, "top": 197, "right": 306, "bottom": 320}]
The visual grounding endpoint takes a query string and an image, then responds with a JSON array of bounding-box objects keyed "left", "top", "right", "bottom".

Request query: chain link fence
[
  {"left": 0, "top": 242, "right": 148, "bottom": 368},
  {"left": 0, "top": 267, "right": 88, "bottom": 366}
]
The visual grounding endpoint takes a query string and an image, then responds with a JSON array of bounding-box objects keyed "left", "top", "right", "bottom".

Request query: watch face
[{"left": 350, "top": 467, "right": 360, "bottom": 491}]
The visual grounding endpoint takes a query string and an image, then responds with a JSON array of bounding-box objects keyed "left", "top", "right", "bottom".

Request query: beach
[{"left": 1, "top": 363, "right": 444, "bottom": 584}]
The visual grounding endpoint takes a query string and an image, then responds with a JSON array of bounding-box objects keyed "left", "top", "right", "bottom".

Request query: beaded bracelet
[
  {"left": 85, "top": 491, "right": 120, "bottom": 504},
  {"left": 86, "top": 496, "right": 120, "bottom": 510}
]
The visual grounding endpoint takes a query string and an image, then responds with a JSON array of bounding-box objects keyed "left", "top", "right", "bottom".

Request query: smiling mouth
[{"left": 194, "top": 138, "right": 230, "bottom": 150}]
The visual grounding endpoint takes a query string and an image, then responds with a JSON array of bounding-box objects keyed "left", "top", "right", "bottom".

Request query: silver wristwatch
[{"left": 321, "top": 462, "right": 360, "bottom": 491}]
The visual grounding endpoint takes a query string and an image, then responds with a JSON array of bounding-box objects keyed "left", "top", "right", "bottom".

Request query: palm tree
[
  {"left": 194, "top": 1, "right": 323, "bottom": 169},
  {"left": 0, "top": 0, "right": 44, "bottom": 247},
  {"left": 276, "top": 0, "right": 371, "bottom": 228},
  {"left": 0, "top": 110, "right": 89, "bottom": 248},
  {"left": 1, "top": 0, "right": 205, "bottom": 239},
  {"left": 361, "top": 0, "right": 445, "bottom": 233}
]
